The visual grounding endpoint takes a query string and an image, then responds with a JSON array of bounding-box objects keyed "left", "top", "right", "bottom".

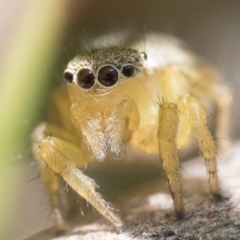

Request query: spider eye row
[{"left": 64, "top": 65, "right": 135, "bottom": 89}]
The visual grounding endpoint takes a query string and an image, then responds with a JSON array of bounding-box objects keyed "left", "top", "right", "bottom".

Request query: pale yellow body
[{"left": 32, "top": 33, "right": 232, "bottom": 233}]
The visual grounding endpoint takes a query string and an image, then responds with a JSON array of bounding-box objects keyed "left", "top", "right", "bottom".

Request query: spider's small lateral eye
[
  {"left": 63, "top": 71, "right": 73, "bottom": 83},
  {"left": 98, "top": 66, "right": 118, "bottom": 87},
  {"left": 122, "top": 65, "right": 135, "bottom": 77},
  {"left": 141, "top": 52, "right": 147, "bottom": 60},
  {"left": 77, "top": 69, "right": 95, "bottom": 89}
]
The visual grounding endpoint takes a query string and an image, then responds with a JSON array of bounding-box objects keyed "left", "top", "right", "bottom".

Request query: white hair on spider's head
[{"left": 83, "top": 31, "right": 196, "bottom": 72}]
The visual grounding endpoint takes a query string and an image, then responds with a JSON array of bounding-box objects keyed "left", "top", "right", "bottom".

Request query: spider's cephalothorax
[{"left": 32, "top": 33, "right": 232, "bottom": 233}]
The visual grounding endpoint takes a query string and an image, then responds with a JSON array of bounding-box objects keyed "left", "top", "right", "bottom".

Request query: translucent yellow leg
[
  {"left": 70, "top": 103, "right": 106, "bottom": 161},
  {"left": 195, "top": 67, "right": 232, "bottom": 155},
  {"left": 158, "top": 103, "right": 184, "bottom": 218},
  {"left": 181, "top": 95, "right": 221, "bottom": 197},
  {"left": 214, "top": 86, "right": 232, "bottom": 155},
  {"left": 33, "top": 123, "right": 124, "bottom": 232},
  {"left": 105, "top": 98, "right": 140, "bottom": 156}
]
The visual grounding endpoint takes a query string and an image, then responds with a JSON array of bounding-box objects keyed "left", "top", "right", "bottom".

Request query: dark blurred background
[{"left": 1, "top": 1, "right": 240, "bottom": 239}]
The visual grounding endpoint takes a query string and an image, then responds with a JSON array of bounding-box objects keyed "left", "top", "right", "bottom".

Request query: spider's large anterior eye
[
  {"left": 98, "top": 66, "right": 118, "bottom": 87},
  {"left": 63, "top": 71, "right": 73, "bottom": 83},
  {"left": 122, "top": 65, "right": 135, "bottom": 77},
  {"left": 77, "top": 69, "right": 95, "bottom": 89}
]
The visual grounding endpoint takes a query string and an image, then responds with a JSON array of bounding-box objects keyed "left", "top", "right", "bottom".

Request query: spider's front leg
[
  {"left": 105, "top": 98, "right": 140, "bottom": 157},
  {"left": 157, "top": 103, "right": 184, "bottom": 219},
  {"left": 32, "top": 123, "right": 124, "bottom": 233}
]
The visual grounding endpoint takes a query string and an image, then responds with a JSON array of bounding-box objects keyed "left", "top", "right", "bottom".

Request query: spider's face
[{"left": 63, "top": 47, "right": 147, "bottom": 94}]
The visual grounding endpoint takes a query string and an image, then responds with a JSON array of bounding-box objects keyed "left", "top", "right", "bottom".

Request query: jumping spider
[{"left": 32, "top": 33, "right": 232, "bottom": 233}]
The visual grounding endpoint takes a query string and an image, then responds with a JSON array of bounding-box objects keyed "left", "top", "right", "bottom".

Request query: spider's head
[{"left": 63, "top": 47, "right": 147, "bottom": 96}]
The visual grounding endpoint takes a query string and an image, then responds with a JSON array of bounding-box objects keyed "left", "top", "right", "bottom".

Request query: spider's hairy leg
[
  {"left": 211, "top": 82, "right": 232, "bottom": 155},
  {"left": 105, "top": 98, "right": 140, "bottom": 156},
  {"left": 175, "top": 109, "right": 192, "bottom": 149},
  {"left": 33, "top": 123, "right": 67, "bottom": 233},
  {"left": 157, "top": 103, "right": 184, "bottom": 219},
  {"left": 37, "top": 163, "right": 65, "bottom": 233},
  {"left": 181, "top": 95, "right": 221, "bottom": 198},
  {"left": 70, "top": 103, "right": 106, "bottom": 161},
  {"left": 32, "top": 123, "right": 123, "bottom": 232},
  {"left": 195, "top": 67, "right": 232, "bottom": 155}
]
